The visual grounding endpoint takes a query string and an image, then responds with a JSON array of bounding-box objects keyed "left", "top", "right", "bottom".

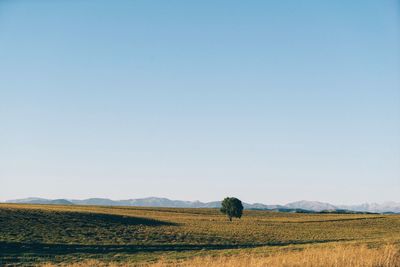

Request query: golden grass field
[
  {"left": 42, "top": 244, "right": 400, "bottom": 267},
  {"left": 1, "top": 203, "right": 399, "bottom": 266}
]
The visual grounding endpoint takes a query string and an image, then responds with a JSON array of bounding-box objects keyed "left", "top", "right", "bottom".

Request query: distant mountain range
[{"left": 4, "top": 197, "right": 400, "bottom": 214}]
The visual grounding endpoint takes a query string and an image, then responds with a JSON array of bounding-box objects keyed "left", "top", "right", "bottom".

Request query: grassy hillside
[{"left": 1, "top": 204, "right": 399, "bottom": 266}]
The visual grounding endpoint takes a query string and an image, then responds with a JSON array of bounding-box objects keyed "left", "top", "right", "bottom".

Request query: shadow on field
[
  {"left": 57, "top": 212, "right": 178, "bottom": 227},
  {"left": 0, "top": 208, "right": 178, "bottom": 227},
  {"left": 0, "top": 238, "right": 352, "bottom": 257}
]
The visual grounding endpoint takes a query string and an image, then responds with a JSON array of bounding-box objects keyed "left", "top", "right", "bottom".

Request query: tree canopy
[{"left": 220, "top": 197, "right": 243, "bottom": 221}]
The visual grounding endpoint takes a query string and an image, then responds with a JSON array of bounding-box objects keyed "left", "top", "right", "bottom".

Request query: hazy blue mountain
[
  {"left": 49, "top": 199, "right": 75, "bottom": 205},
  {"left": 200, "top": 201, "right": 221, "bottom": 208},
  {"left": 285, "top": 200, "right": 337, "bottom": 212},
  {"left": 70, "top": 198, "right": 119, "bottom": 206},
  {"left": 120, "top": 197, "right": 198, "bottom": 208},
  {"left": 6, "top": 197, "right": 48, "bottom": 203},
  {"left": 6, "top": 197, "right": 73, "bottom": 205},
  {"left": 337, "top": 202, "right": 400, "bottom": 213},
  {"left": 285, "top": 200, "right": 400, "bottom": 213},
  {"left": 245, "top": 203, "right": 285, "bottom": 210},
  {"left": 4, "top": 197, "right": 400, "bottom": 213}
]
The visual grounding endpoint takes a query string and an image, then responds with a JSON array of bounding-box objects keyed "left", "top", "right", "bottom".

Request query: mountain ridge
[{"left": 4, "top": 197, "right": 400, "bottom": 213}]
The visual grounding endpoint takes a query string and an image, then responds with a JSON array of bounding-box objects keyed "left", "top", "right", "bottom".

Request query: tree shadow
[
  {"left": 59, "top": 212, "right": 178, "bottom": 227},
  {"left": 0, "top": 238, "right": 353, "bottom": 257},
  {"left": 0, "top": 208, "right": 177, "bottom": 227}
]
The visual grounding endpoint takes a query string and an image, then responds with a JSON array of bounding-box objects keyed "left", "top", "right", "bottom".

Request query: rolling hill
[{"left": 4, "top": 197, "right": 400, "bottom": 213}]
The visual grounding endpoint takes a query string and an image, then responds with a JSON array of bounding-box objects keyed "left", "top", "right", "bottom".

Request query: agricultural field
[{"left": 1, "top": 204, "right": 400, "bottom": 266}]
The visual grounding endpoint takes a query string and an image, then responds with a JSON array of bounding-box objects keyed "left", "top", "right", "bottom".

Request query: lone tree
[{"left": 220, "top": 197, "right": 243, "bottom": 221}]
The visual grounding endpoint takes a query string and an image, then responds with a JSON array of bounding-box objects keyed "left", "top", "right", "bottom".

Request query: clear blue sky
[{"left": 1, "top": 0, "right": 399, "bottom": 204}]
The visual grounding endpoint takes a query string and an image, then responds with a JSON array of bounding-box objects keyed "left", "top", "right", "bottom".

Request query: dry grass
[
  {"left": 2, "top": 204, "right": 400, "bottom": 265},
  {"left": 41, "top": 244, "right": 400, "bottom": 267},
  {"left": 164, "top": 245, "right": 400, "bottom": 267},
  {"left": 2, "top": 203, "right": 399, "bottom": 247}
]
